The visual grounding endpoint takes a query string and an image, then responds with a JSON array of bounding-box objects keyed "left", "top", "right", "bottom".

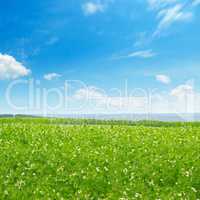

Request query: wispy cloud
[
  {"left": 146, "top": 0, "right": 199, "bottom": 37},
  {"left": 128, "top": 50, "right": 156, "bottom": 58},
  {"left": 156, "top": 74, "right": 171, "bottom": 84},
  {"left": 112, "top": 50, "right": 156, "bottom": 60},
  {"left": 154, "top": 4, "right": 193, "bottom": 36},
  {"left": 192, "top": 0, "right": 200, "bottom": 6},
  {"left": 46, "top": 36, "right": 59, "bottom": 46},
  {"left": 82, "top": 2, "right": 104, "bottom": 15},
  {"left": 148, "top": 0, "right": 179, "bottom": 10},
  {"left": 44, "top": 73, "right": 61, "bottom": 81}
]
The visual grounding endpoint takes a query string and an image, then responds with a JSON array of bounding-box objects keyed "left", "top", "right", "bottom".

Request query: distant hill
[
  {"left": 0, "top": 114, "right": 38, "bottom": 118},
  {"left": 1, "top": 113, "right": 200, "bottom": 122},
  {"left": 0, "top": 114, "right": 15, "bottom": 118}
]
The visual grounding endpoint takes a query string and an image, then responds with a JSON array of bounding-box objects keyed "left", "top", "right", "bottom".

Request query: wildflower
[
  {"left": 135, "top": 193, "right": 141, "bottom": 198},
  {"left": 104, "top": 166, "right": 109, "bottom": 171},
  {"left": 96, "top": 167, "right": 100, "bottom": 172},
  {"left": 191, "top": 187, "right": 197, "bottom": 193}
]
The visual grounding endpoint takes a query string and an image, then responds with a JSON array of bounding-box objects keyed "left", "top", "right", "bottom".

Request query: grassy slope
[
  {"left": 1, "top": 117, "right": 200, "bottom": 127},
  {"left": 0, "top": 119, "right": 199, "bottom": 199}
]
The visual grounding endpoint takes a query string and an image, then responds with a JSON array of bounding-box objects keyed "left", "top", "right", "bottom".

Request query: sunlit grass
[{"left": 0, "top": 118, "right": 199, "bottom": 199}]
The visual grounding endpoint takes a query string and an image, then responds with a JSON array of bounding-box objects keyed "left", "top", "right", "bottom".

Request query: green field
[{"left": 0, "top": 118, "right": 199, "bottom": 199}]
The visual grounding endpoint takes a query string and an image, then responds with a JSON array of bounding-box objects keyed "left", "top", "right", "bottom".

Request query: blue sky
[{"left": 1, "top": 0, "right": 200, "bottom": 114}]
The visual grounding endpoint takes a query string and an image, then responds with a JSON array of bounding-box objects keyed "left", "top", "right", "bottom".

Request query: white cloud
[
  {"left": 169, "top": 82, "right": 198, "bottom": 114},
  {"left": 170, "top": 83, "right": 193, "bottom": 97},
  {"left": 154, "top": 4, "right": 193, "bottom": 36},
  {"left": 113, "top": 50, "right": 156, "bottom": 60},
  {"left": 0, "top": 53, "right": 30, "bottom": 80},
  {"left": 82, "top": 2, "right": 104, "bottom": 15},
  {"left": 44, "top": 73, "right": 61, "bottom": 81},
  {"left": 156, "top": 74, "right": 171, "bottom": 84}
]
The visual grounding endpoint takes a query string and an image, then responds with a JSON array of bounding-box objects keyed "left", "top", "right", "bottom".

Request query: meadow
[{"left": 0, "top": 118, "right": 199, "bottom": 199}]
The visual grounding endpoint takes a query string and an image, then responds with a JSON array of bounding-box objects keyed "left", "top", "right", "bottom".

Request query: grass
[{"left": 0, "top": 118, "right": 199, "bottom": 199}]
